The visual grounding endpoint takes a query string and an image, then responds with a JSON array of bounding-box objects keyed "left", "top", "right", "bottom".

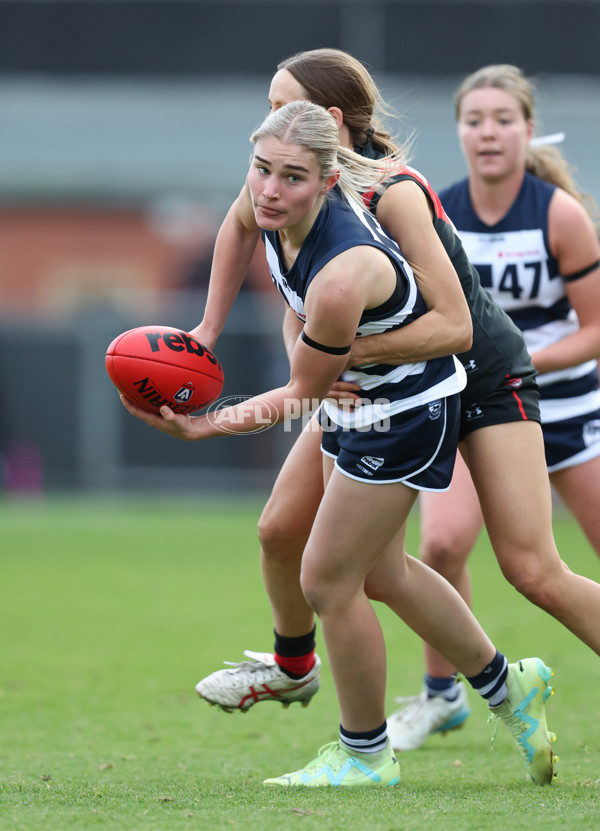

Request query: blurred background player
[{"left": 387, "top": 63, "right": 600, "bottom": 751}]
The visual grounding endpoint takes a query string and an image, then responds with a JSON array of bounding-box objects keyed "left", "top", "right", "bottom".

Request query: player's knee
[
  {"left": 364, "top": 571, "right": 391, "bottom": 603},
  {"left": 258, "top": 508, "right": 306, "bottom": 565},
  {"left": 299, "top": 567, "right": 324, "bottom": 614},
  {"left": 299, "top": 559, "right": 348, "bottom": 615},
  {"left": 502, "top": 560, "right": 563, "bottom": 611},
  {"left": 420, "top": 530, "right": 467, "bottom": 579}
]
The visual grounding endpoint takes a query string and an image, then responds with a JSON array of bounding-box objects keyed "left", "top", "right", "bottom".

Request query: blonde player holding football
[{"left": 121, "top": 101, "right": 556, "bottom": 786}]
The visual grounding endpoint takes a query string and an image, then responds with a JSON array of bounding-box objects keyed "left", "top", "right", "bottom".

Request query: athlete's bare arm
[
  {"left": 121, "top": 248, "right": 383, "bottom": 440},
  {"left": 189, "top": 185, "right": 260, "bottom": 350},
  {"left": 349, "top": 180, "right": 472, "bottom": 367},
  {"left": 530, "top": 188, "right": 600, "bottom": 375}
]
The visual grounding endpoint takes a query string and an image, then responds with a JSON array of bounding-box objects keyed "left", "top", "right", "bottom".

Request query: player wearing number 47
[
  {"left": 120, "top": 100, "right": 557, "bottom": 787},
  {"left": 386, "top": 64, "right": 600, "bottom": 753}
]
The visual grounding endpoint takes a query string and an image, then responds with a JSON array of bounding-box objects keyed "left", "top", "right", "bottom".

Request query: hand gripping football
[{"left": 106, "top": 326, "right": 224, "bottom": 415}]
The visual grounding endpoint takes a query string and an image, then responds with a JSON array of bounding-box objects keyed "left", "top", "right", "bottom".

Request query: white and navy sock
[
  {"left": 339, "top": 721, "right": 388, "bottom": 755},
  {"left": 466, "top": 650, "right": 508, "bottom": 707},
  {"left": 424, "top": 673, "right": 459, "bottom": 700}
]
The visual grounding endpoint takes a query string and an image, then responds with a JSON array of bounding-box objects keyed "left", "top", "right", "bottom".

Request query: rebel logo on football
[{"left": 143, "top": 331, "right": 222, "bottom": 371}]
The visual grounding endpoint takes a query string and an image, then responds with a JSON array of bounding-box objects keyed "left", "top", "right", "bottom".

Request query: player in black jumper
[{"left": 193, "top": 51, "right": 600, "bottom": 756}]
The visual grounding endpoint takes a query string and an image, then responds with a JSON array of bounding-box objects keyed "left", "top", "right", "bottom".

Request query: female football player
[
  {"left": 121, "top": 100, "right": 555, "bottom": 787},
  {"left": 388, "top": 64, "right": 600, "bottom": 751}
]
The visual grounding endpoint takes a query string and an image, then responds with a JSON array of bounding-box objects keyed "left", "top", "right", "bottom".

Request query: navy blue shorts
[
  {"left": 543, "top": 410, "right": 600, "bottom": 472},
  {"left": 459, "top": 368, "right": 541, "bottom": 440},
  {"left": 320, "top": 394, "right": 460, "bottom": 491}
]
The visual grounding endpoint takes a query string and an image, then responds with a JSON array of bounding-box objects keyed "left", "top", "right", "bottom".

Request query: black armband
[
  {"left": 563, "top": 259, "right": 600, "bottom": 282},
  {"left": 300, "top": 330, "right": 351, "bottom": 355}
]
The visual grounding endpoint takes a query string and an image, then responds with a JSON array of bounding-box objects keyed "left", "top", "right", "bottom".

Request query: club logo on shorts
[
  {"left": 583, "top": 419, "right": 600, "bottom": 447},
  {"left": 173, "top": 383, "right": 194, "bottom": 403},
  {"left": 505, "top": 376, "right": 523, "bottom": 389},
  {"left": 359, "top": 455, "right": 384, "bottom": 471},
  {"left": 428, "top": 400, "right": 442, "bottom": 420}
]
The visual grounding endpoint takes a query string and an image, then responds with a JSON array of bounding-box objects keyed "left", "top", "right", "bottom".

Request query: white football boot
[
  {"left": 387, "top": 682, "right": 470, "bottom": 751},
  {"left": 196, "top": 650, "right": 321, "bottom": 712}
]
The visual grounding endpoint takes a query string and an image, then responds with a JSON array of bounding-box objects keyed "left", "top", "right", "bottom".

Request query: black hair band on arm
[
  {"left": 300, "top": 330, "right": 352, "bottom": 355},
  {"left": 563, "top": 259, "right": 600, "bottom": 282}
]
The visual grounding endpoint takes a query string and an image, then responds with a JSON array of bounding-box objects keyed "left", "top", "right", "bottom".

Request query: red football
[{"left": 106, "top": 325, "right": 224, "bottom": 415}]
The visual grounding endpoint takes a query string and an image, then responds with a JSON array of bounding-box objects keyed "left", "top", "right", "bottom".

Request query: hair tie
[
  {"left": 530, "top": 132, "right": 565, "bottom": 147},
  {"left": 365, "top": 126, "right": 375, "bottom": 140}
]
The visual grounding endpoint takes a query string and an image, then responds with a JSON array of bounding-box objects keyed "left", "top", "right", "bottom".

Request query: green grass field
[{"left": 1, "top": 495, "right": 600, "bottom": 830}]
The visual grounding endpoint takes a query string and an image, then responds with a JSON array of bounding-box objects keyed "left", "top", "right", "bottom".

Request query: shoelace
[
  {"left": 488, "top": 710, "right": 506, "bottom": 752},
  {"left": 392, "top": 694, "right": 420, "bottom": 707},
  {"left": 487, "top": 708, "right": 530, "bottom": 760},
  {"left": 223, "top": 659, "right": 268, "bottom": 672},
  {"left": 391, "top": 692, "right": 428, "bottom": 722},
  {"left": 303, "top": 742, "right": 340, "bottom": 771}
]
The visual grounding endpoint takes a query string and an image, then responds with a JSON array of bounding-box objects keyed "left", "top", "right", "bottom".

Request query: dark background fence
[{"left": 1, "top": 0, "right": 598, "bottom": 77}]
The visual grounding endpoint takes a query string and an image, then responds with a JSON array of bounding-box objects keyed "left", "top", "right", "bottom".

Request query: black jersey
[
  {"left": 262, "top": 188, "right": 466, "bottom": 429},
  {"left": 358, "top": 151, "right": 534, "bottom": 404}
]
